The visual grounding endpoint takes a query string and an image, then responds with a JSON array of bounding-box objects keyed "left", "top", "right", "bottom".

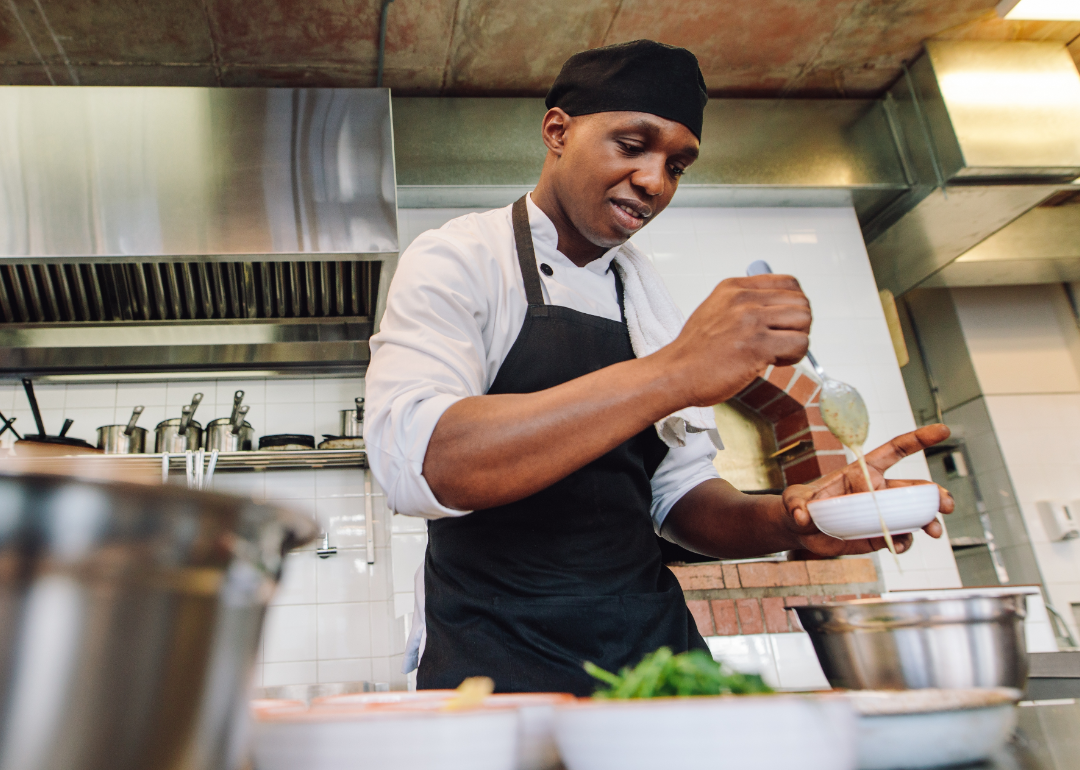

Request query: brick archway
[{"left": 728, "top": 365, "right": 847, "bottom": 485}]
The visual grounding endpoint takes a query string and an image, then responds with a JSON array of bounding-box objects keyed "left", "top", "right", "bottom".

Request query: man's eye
[
  {"left": 618, "top": 141, "right": 643, "bottom": 154},
  {"left": 670, "top": 166, "right": 686, "bottom": 177}
]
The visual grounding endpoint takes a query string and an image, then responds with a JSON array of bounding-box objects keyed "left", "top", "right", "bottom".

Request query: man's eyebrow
[{"left": 615, "top": 119, "right": 699, "bottom": 159}]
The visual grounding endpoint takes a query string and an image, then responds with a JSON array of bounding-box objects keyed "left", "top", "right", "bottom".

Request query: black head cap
[{"left": 545, "top": 39, "right": 709, "bottom": 140}]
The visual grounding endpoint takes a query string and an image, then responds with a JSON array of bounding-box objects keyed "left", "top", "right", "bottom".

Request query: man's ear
[{"left": 540, "top": 108, "right": 572, "bottom": 156}]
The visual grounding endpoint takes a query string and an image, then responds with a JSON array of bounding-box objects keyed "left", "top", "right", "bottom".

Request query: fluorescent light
[{"left": 997, "top": 0, "right": 1080, "bottom": 20}]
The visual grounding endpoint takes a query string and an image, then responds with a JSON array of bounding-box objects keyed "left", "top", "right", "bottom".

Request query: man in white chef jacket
[{"left": 366, "top": 40, "right": 953, "bottom": 694}]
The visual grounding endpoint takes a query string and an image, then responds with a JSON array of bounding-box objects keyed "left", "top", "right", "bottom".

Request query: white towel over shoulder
[{"left": 613, "top": 242, "right": 724, "bottom": 451}]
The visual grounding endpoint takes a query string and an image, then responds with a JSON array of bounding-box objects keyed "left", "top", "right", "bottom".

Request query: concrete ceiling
[{"left": 2, "top": 0, "right": 1079, "bottom": 95}]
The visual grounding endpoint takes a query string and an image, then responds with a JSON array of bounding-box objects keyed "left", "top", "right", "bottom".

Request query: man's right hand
[{"left": 661, "top": 274, "right": 812, "bottom": 408}]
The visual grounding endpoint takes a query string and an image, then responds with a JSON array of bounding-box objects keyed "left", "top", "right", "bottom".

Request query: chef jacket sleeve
[
  {"left": 650, "top": 430, "right": 721, "bottom": 534},
  {"left": 365, "top": 229, "right": 496, "bottom": 519}
]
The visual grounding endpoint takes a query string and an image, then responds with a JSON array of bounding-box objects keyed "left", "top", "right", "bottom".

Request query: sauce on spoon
[{"left": 819, "top": 379, "right": 899, "bottom": 561}]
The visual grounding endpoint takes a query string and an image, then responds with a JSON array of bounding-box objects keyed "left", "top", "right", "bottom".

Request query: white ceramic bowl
[
  {"left": 310, "top": 691, "right": 572, "bottom": 770},
  {"left": 251, "top": 705, "right": 518, "bottom": 770},
  {"left": 554, "top": 694, "right": 856, "bottom": 770},
  {"left": 807, "top": 484, "right": 939, "bottom": 540},
  {"left": 845, "top": 688, "right": 1019, "bottom": 770}
]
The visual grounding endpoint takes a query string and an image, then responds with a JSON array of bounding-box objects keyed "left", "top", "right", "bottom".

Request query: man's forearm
[
  {"left": 661, "top": 478, "right": 801, "bottom": 559},
  {"left": 423, "top": 348, "right": 688, "bottom": 511}
]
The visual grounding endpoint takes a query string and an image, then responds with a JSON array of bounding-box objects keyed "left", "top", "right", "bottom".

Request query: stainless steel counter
[{"left": 983, "top": 699, "right": 1080, "bottom": 770}]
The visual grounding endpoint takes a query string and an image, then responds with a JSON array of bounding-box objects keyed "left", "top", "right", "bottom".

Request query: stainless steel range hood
[
  {"left": 864, "top": 42, "right": 1080, "bottom": 296},
  {"left": 0, "top": 87, "right": 397, "bottom": 376}
]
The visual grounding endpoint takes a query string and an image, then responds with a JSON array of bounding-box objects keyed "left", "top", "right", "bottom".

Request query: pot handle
[
  {"left": 178, "top": 404, "right": 193, "bottom": 436},
  {"left": 231, "top": 404, "right": 249, "bottom": 435},
  {"left": 124, "top": 406, "right": 144, "bottom": 436}
]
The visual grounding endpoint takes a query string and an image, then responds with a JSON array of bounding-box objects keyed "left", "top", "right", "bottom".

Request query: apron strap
[
  {"left": 612, "top": 266, "right": 627, "bottom": 325},
  {"left": 512, "top": 195, "right": 546, "bottom": 306}
]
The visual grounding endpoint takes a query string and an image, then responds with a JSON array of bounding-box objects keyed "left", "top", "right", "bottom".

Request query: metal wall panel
[{"left": 0, "top": 88, "right": 398, "bottom": 261}]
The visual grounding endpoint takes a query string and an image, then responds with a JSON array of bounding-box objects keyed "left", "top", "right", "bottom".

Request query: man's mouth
[{"left": 609, "top": 199, "right": 651, "bottom": 231}]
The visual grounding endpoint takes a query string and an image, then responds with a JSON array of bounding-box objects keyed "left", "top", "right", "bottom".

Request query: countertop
[{"left": 977, "top": 698, "right": 1079, "bottom": 770}]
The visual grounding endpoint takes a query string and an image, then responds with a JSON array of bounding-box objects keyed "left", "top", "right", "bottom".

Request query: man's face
[{"left": 549, "top": 110, "right": 700, "bottom": 248}]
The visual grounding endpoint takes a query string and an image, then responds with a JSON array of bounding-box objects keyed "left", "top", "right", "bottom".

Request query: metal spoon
[{"left": 746, "top": 260, "right": 869, "bottom": 448}]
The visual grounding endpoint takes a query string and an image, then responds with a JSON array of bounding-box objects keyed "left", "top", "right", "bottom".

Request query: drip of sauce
[{"left": 819, "top": 379, "right": 899, "bottom": 564}]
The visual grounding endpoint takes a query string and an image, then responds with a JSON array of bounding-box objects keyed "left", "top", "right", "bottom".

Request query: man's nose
[{"left": 630, "top": 158, "right": 665, "bottom": 198}]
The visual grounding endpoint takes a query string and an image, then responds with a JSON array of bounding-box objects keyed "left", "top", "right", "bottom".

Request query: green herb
[{"left": 585, "top": 647, "right": 773, "bottom": 699}]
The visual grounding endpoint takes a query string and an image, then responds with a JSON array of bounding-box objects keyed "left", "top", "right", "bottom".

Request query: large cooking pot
[
  {"left": 339, "top": 397, "right": 364, "bottom": 438},
  {"left": 97, "top": 406, "right": 148, "bottom": 454},
  {"left": 0, "top": 472, "right": 317, "bottom": 770},
  {"left": 792, "top": 593, "right": 1028, "bottom": 691},
  {"left": 155, "top": 392, "right": 205, "bottom": 453},
  {"left": 206, "top": 414, "right": 254, "bottom": 452}
]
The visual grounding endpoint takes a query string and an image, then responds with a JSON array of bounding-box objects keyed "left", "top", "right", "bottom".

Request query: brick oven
[{"left": 730, "top": 364, "right": 848, "bottom": 486}]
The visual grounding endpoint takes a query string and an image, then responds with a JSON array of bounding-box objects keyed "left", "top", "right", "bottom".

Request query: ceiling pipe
[{"left": 376, "top": 0, "right": 395, "bottom": 88}]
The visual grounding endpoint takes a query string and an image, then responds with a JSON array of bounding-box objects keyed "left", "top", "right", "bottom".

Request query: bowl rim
[
  {"left": 806, "top": 483, "right": 940, "bottom": 510},
  {"left": 787, "top": 591, "right": 1031, "bottom": 613},
  {"left": 555, "top": 690, "right": 845, "bottom": 711}
]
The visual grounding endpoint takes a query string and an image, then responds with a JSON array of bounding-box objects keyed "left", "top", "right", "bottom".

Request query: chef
[{"left": 365, "top": 40, "right": 953, "bottom": 695}]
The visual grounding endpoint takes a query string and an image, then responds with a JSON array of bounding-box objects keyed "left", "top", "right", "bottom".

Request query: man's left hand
[{"left": 781, "top": 424, "right": 955, "bottom": 559}]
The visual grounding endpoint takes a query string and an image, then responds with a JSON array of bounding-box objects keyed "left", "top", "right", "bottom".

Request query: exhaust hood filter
[{"left": 0, "top": 260, "right": 380, "bottom": 324}]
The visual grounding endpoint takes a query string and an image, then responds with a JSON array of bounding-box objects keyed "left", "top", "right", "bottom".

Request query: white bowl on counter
[
  {"left": 311, "top": 691, "right": 572, "bottom": 770},
  {"left": 554, "top": 693, "right": 856, "bottom": 770},
  {"left": 251, "top": 703, "right": 518, "bottom": 770},
  {"left": 807, "top": 484, "right": 939, "bottom": 540},
  {"left": 845, "top": 688, "right": 1020, "bottom": 770}
]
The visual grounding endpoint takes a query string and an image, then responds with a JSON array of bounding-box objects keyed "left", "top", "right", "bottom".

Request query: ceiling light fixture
[{"left": 997, "top": 0, "right": 1080, "bottom": 20}]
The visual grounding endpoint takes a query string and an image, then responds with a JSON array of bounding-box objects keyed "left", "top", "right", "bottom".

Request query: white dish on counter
[
  {"left": 251, "top": 704, "right": 518, "bottom": 770},
  {"left": 807, "top": 484, "right": 939, "bottom": 540},
  {"left": 845, "top": 688, "right": 1020, "bottom": 770},
  {"left": 312, "top": 691, "right": 572, "bottom": 770},
  {"left": 554, "top": 693, "right": 856, "bottom": 770}
]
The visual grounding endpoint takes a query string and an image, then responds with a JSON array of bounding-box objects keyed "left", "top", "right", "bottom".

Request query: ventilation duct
[{"left": 864, "top": 42, "right": 1080, "bottom": 296}]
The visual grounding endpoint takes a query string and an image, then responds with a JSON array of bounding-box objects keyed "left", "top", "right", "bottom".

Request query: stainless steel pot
[
  {"left": 339, "top": 397, "right": 364, "bottom": 438},
  {"left": 155, "top": 392, "right": 204, "bottom": 453},
  {"left": 97, "top": 405, "right": 147, "bottom": 454},
  {"left": 0, "top": 472, "right": 317, "bottom": 770},
  {"left": 206, "top": 410, "right": 254, "bottom": 452},
  {"left": 793, "top": 593, "right": 1029, "bottom": 691}
]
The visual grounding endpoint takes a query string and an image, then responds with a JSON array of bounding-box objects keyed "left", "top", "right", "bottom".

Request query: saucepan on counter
[
  {"left": 97, "top": 405, "right": 148, "bottom": 454},
  {"left": 155, "top": 392, "right": 204, "bottom": 453},
  {"left": 0, "top": 471, "right": 318, "bottom": 770},
  {"left": 206, "top": 390, "right": 254, "bottom": 452}
]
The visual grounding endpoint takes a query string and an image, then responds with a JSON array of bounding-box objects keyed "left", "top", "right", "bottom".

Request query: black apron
[{"left": 417, "top": 196, "right": 708, "bottom": 696}]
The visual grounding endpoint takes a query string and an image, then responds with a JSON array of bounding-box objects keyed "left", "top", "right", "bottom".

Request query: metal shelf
[{"left": 18, "top": 448, "right": 367, "bottom": 473}]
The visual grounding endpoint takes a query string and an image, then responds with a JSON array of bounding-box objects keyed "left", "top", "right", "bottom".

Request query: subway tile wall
[
  {"left": 0, "top": 375, "right": 412, "bottom": 690},
  {"left": 984, "top": 393, "right": 1080, "bottom": 643}
]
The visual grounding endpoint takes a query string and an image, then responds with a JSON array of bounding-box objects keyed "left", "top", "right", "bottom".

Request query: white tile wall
[
  {"left": 705, "top": 633, "right": 830, "bottom": 692},
  {"left": 950, "top": 285, "right": 1080, "bottom": 643},
  {"left": 12, "top": 374, "right": 411, "bottom": 690}
]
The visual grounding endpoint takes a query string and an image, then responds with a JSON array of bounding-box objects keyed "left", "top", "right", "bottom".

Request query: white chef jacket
[
  {"left": 365, "top": 195, "right": 721, "bottom": 672},
  {"left": 366, "top": 194, "right": 720, "bottom": 523}
]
